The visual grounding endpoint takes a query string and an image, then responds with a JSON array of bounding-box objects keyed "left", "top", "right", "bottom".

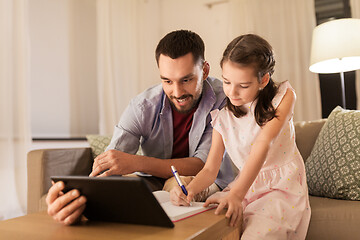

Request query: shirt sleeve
[
  {"left": 192, "top": 120, "right": 213, "bottom": 163},
  {"left": 105, "top": 99, "right": 142, "bottom": 154},
  {"left": 190, "top": 109, "right": 224, "bottom": 163}
]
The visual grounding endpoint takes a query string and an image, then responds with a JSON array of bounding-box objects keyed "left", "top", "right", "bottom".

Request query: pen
[{"left": 171, "top": 166, "right": 188, "bottom": 196}]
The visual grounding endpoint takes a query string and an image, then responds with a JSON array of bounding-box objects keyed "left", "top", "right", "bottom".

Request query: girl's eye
[
  {"left": 241, "top": 85, "right": 249, "bottom": 89},
  {"left": 223, "top": 80, "right": 230, "bottom": 85}
]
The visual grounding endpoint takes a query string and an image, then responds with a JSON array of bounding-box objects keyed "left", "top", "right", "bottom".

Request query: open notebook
[{"left": 153, "top": 191, "right": 216, "bottom": 222}]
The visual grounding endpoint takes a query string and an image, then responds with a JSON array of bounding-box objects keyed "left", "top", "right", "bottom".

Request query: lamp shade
[{"left": 309, "top": 18, "right": 360, "bottom": 73}]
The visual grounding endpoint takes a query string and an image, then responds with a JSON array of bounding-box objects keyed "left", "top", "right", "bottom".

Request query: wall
[
  {"left": 29, "top": 0, "right": 229, "bottom": 138},
  {"left": 160, "top": 0, "right": 230, "bottom": 80},
  {"left": 29, "top": 0, "right": 70, "bottom": 138},
  {"left": 29, "top": 0, "right": 97, "bottom": 138},
  {"left": 29, "top": 0, "right": 324, "bottom": 138},
  {"left": 69, "top": 0, "right": 98, "bottom": 137}
]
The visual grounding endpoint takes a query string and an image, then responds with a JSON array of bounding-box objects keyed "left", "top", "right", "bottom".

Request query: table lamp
[{"left": 309, "top": 18, "right": 360, "bottom": 109}]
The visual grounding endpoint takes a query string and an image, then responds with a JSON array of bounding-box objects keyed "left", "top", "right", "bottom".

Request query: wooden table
[{"left": 0, "top": 210, "right": 240, "bottom": 240}]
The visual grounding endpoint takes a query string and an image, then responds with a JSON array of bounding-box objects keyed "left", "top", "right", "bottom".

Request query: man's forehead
[
  {"left": 160, "top": 72, "right": 195, "bottom": 80},
  {"left": 158, "top": 52, "right": 196, "bottom": 64}
]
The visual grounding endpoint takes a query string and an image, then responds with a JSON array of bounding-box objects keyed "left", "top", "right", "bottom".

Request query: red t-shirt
[{"left": 171, "top": 106, "right": 198, "bottom": 159}]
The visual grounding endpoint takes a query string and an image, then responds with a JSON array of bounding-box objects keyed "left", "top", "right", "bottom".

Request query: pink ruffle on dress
[{"left": 211, "top": 81, "right": 310, "bottom": 239}]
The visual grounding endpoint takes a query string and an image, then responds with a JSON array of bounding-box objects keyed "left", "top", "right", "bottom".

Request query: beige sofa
[{"left": 27, "top": 119, "right": 360, "bottom": 239}]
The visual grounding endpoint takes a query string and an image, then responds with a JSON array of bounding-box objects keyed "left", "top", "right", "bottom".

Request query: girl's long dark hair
[{"left": 221, "top": 34, "right": 278, "bottom": 126}]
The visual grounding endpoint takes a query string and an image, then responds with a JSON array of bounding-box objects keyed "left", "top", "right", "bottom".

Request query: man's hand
[
  {"left": 46, "top": 181, "right": 86, "bottom": 225},
  {"left": 204, "top": 191, "right": 243, "bottom": 227},
  {"left": 89, "top": 150, "right": 136, "bottom": 177}
]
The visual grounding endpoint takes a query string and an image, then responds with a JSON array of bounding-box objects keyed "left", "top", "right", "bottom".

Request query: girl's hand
[
  {"left": 204, "top": 191, "right": 242, "bottom": 227},
  {"left": 169, "top": 185, "right": 194, "bottom": 206}
]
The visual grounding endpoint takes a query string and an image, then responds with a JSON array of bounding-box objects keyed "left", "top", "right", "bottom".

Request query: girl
[{"left": 170, "top": 34, "right": 311, "bottom": 239}]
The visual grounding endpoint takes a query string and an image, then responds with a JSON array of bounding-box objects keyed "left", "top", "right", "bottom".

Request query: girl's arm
[
  {"left": 170, "top": 128, "right": 225, "bottom": 206},
  {"left": 187, "top": 129, "right": 225, "bottom": 196},
  {"left": 228, "top": 89, "right": 296, "bottom": 201}
]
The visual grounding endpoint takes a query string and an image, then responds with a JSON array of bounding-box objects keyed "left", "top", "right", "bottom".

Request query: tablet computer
[{"left": 50, "top": 176, "right": 174, "bottom": 228}]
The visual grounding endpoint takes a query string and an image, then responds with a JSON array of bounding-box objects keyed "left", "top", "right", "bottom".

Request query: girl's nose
[{"left": 230, "top": 86, "right": 238, "bottom": 96}]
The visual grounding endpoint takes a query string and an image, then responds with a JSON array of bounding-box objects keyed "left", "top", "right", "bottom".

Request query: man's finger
[
  {"left": 97, "top": 169, "right": 111, "bottom": 177},
  {"left": 90, "top": 163, "right": 109, "bottom": 177},
  {"left": 57, "top": 195, "right": 87, "bottom": 222},
  {"left": 46, "top": 181, "right": 64, "bottom": 205},
  {"left": 63, "top": 203, "right": 86, "bottom": 225},
  {"left": 94, "top": 151, "right": 107, "bottom": 163},
  {"left": 48, "top": 189, "right": 80, "bottom": 216},
  {"left": 92, "top": 152, "right": 108, "bottom": 170}
]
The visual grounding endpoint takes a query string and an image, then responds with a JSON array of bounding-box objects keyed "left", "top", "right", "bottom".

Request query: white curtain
[
  {"left": 228, "top": 0, "right": 321, "bottom": 121},
  {"left": 351, "top": 0, "right": 360, "bottom": 16},
  {"left": 96, "top": 0, "right": 161, "bottom": 135},
  {"left": 0, "top": 0, "right": 31, "bottom": 220},
  {"left": 350, "top": 0, "right": 360, "bottom": 110},
  {"left": 96, "top": 0, "right": 140, "bottom": 135}
]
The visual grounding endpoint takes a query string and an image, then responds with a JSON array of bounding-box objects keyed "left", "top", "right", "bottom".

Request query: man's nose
[{"left": 173, "top": 83, "right": 185, "bottom": 98}]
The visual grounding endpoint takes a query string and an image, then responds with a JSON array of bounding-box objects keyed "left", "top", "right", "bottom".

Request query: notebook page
[{"left": 153, "top": 191, "right": 216, "bottom": 222}]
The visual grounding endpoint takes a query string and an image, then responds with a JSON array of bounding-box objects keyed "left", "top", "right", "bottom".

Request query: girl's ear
[
  {"left": 260, "top": 73, "right": 270, "bottom": 89},
  {"left": 202, "top": 61, "right": 210, "bottom": 80}
]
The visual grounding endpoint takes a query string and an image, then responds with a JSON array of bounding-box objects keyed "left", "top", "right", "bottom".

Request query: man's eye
[
  {"left": 163, "top": 80, "right": 171, "bottom": 84},
  {"left": 183, "top": 78, "right": 191, "bottom": 83}
]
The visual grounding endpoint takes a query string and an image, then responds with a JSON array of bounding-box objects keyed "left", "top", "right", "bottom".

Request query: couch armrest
[
  {"left": 294, "top": 119, "right": 327, "bottom": 161},
  {"left": 27, "top": 147, "right": 93, "bottom": 214}
]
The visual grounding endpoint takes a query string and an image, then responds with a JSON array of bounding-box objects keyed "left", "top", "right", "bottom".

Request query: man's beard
[{"left": 168, "top": 94, "right": 200, "bottom": 114}]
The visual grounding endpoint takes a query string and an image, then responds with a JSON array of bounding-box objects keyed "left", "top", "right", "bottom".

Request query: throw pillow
[
  {"left": 86, "top": 135, "right": 144, "bottom": 159},
  {"left": 86, "top": 135, "right": 112, "bottom": 159},
  {"left": 305, "top": 106, "right": 360, "bottom": 200}
]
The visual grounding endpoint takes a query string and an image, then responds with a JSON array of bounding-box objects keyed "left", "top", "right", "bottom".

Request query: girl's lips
[{"left": 230, "top": 98, "right": 243, "bottom": 106}]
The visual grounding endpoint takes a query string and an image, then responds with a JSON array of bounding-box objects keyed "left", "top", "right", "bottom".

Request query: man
[{"left": 46, "top": 30, "right": 234, "bottom": 225}]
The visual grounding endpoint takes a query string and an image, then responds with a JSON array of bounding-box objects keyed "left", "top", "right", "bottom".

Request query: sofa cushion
[
  {"left": 307, "top": 196, "right": 360, "bottom": 239},
  {"left": 86, "top": 135, "right": 144, "bottom": 159},
  {"left": 86, "top": 135, "right": 112, "bottom": 158},
  {"left": 305, "top": 106, "right": 360, "bottom": 200},
  {"left": 294, "top": 119, "right": 327, "bottom": 161}
]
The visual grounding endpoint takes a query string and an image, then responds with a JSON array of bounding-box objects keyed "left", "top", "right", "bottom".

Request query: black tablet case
[{"left": 51, "top": 176, "right": 174, "bottom": 228}]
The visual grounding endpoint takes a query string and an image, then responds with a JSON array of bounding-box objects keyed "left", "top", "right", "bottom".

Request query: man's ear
[
  {"left": 260, "top": 73, "right": 270, "bottom": 88},
  {"left": 202, "top": 61, "right": 210, "bottom": 80}
]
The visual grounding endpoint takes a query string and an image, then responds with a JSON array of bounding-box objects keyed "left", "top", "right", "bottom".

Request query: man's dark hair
[{"left": 155, "top": 30, "right": 205, "bottom": 65}]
